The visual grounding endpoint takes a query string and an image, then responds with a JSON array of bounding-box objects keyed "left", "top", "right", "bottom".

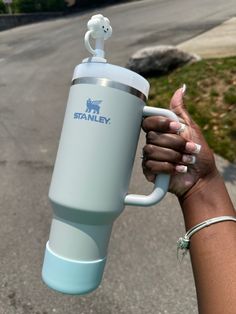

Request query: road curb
[{"left": 177, "top": 17, "right": 236, "bottom": 58}]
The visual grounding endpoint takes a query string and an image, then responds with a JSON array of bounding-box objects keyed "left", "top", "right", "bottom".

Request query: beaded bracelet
[{"left": 177, "top": 215, "right": 236, "bottom": 259}]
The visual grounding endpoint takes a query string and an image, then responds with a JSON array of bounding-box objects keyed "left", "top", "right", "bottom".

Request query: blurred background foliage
[
  {"left": 1, "top": 0, "right": 66, "bottom": 13},
  {"left": 0, "top": 0, "right": 131, "bottom": 13},
  {"left": 0, "top": 0, "right": 7, "bottom": 13},
  {"left": 148, "top": 56, "right": 236, "bottom": 162}
]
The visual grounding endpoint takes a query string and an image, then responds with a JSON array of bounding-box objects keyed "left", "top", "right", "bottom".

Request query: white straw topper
[{"left": 84, "top": 14, "right": 112, "bottom": 59}]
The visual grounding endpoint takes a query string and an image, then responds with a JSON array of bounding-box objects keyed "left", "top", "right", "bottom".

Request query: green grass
[{"left": 147, "top": 56, "right": 236, "bottom": 162}]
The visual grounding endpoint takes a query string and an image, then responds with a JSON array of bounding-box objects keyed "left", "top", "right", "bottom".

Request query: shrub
[
  {"left": 14, "top": 0, "right": 37, "bottom": 13},
  {"left": 45, "top": 0, "right": 65, "bottom": 11},
  {"left": 14, "top": 0, "right": 66, "bottom": 13},
  {"left": 0, "top": 0, "right": 7, "bottom": 13}
]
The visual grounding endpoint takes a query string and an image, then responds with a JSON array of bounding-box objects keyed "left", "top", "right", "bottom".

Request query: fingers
[
  {"left": 142, "top": 84, "right": 193, "bottom": 134},
  {"left": 142, "top": 133, "right": 187, "bottom": 180},
  {"left": 142, "top": 116, "right": 187, "bottom": 135},
  {"left": 169, "top": 85, "right": 193, "bottom": 125},
  {"left": 142, "top": 131, "right": 202, "bottom": 182},
  {"left": 146, "top": 132, "right": 186, "bottom": 152},
  {"left": 143, "top": 160, "right": 176, "bottom": 176},
  {"left": 143, "top": 144, "right": 183, "bottom": 163},
  {"left": 141, "top": 85, "right": 204, "bottom": 184},
  {"left": 142, "top": 158, "right": 189, "bottom": 183},
  {"left": 144, "top": 131, "right": 201, "bottom": 160},
  {"left": 142, "top": 167, "right": 156, "bottom": 183},
  {"left": 142, "top": 116, "right": 171, "bottom": 133}
]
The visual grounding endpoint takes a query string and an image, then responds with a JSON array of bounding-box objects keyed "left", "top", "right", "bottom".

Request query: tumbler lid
[
  {"left": 75, "top": 14, "right": 149, "bottom": 99},
  {"left": 73, "top": 62, "right": 150, "bottom": 99}
]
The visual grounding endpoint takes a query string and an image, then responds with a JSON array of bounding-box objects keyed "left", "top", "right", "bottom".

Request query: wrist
[{"left": 179, "top": 170, "right": 235, "bottom": 230}]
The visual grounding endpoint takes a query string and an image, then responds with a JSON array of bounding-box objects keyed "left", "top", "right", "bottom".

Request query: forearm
[
  {"left": 180, "top": 170, "right": 235, "bottom": 228},
  {"left": 141, "top": 87, "right": 236, "bottom": 313},
  {"left": 179, "top": 171, "right": 236, "bottom": 314}
]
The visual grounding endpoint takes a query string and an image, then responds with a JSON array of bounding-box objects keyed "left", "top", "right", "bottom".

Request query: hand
[{"left": 142, "top": 86, "right": 218, "bottom": 197}]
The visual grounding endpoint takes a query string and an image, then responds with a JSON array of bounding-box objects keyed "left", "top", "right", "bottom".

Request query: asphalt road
[{"left": 0, "top": 0, "right": 236, "bottom": 313}]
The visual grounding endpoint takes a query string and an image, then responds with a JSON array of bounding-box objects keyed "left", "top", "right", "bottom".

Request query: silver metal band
[{"left": 71, "top": 77, "right": 147, "bottom": 102}]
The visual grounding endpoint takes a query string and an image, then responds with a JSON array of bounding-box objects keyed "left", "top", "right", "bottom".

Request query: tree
[{"left": 0, "top": 0, "right": 7, "bottom": 13}]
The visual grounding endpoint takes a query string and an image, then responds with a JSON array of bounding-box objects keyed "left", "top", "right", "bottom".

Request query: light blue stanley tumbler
[{"left": 42, "top": 14, "right": 179, "bottom": 294}]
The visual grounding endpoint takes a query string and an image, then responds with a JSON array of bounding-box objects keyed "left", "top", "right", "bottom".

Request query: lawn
[{"left": 147, "top": 56, "right": 236, "bottom": 162}]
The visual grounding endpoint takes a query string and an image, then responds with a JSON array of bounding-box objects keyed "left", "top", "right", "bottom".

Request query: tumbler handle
[{"left": 124, "top": 106, "right": 179, "bottom": 207}]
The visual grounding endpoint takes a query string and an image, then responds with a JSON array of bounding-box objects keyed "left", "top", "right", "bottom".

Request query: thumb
[{"left": 170, "top": 84, "right": 192, "bottom": 125}]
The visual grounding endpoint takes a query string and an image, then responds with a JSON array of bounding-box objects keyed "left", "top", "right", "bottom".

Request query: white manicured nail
[
  {"left": 193, "top": 144, "right": 201, "bottom": 154},
  {"left": 177, "top": 123, "right": 186, "bottom": 134},
  {"left": 185, "top": 142, "right": 202, "bottom": 154},
  {"left": 176, "top": 165, "right": 188, "bottom": 173},
  {"left": 182, "top": 154, "right": 196, "bottom": 164},
  {"left": 181, "top": 84, "right": 187, "bottom": 95},
  {"left": 169, "top": 122, "right": 186, "bottom": 133}
]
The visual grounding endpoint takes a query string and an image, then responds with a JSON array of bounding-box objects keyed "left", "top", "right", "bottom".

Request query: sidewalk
[{"left": 177, "top": 17, "right": 236, "bottom": 58}]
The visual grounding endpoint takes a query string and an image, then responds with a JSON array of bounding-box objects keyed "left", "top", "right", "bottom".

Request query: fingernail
[
  {"left": 169, "top": 121, "right": 186, "bottom": 133},
  {"left": 185, "top": 142, "right": 202, "bottom": 154},
  {"left": 181, "top": 83, "right": 187, "bottom": 95},
  {"left": 182, "top": 154, "right": 196, "bottom": 164},
  {"left": 176, "top": 165, "right": 188, "bottom": 173}
]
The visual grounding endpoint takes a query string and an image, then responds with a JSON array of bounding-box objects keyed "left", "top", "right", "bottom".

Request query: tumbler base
[{"left": 42, "top": 242, "right": 106, "bottom": 295}]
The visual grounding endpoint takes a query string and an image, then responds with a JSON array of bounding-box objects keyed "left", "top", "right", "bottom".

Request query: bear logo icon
[{"left": 85, "top": 98, "right": 102, "bottom": 114}]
